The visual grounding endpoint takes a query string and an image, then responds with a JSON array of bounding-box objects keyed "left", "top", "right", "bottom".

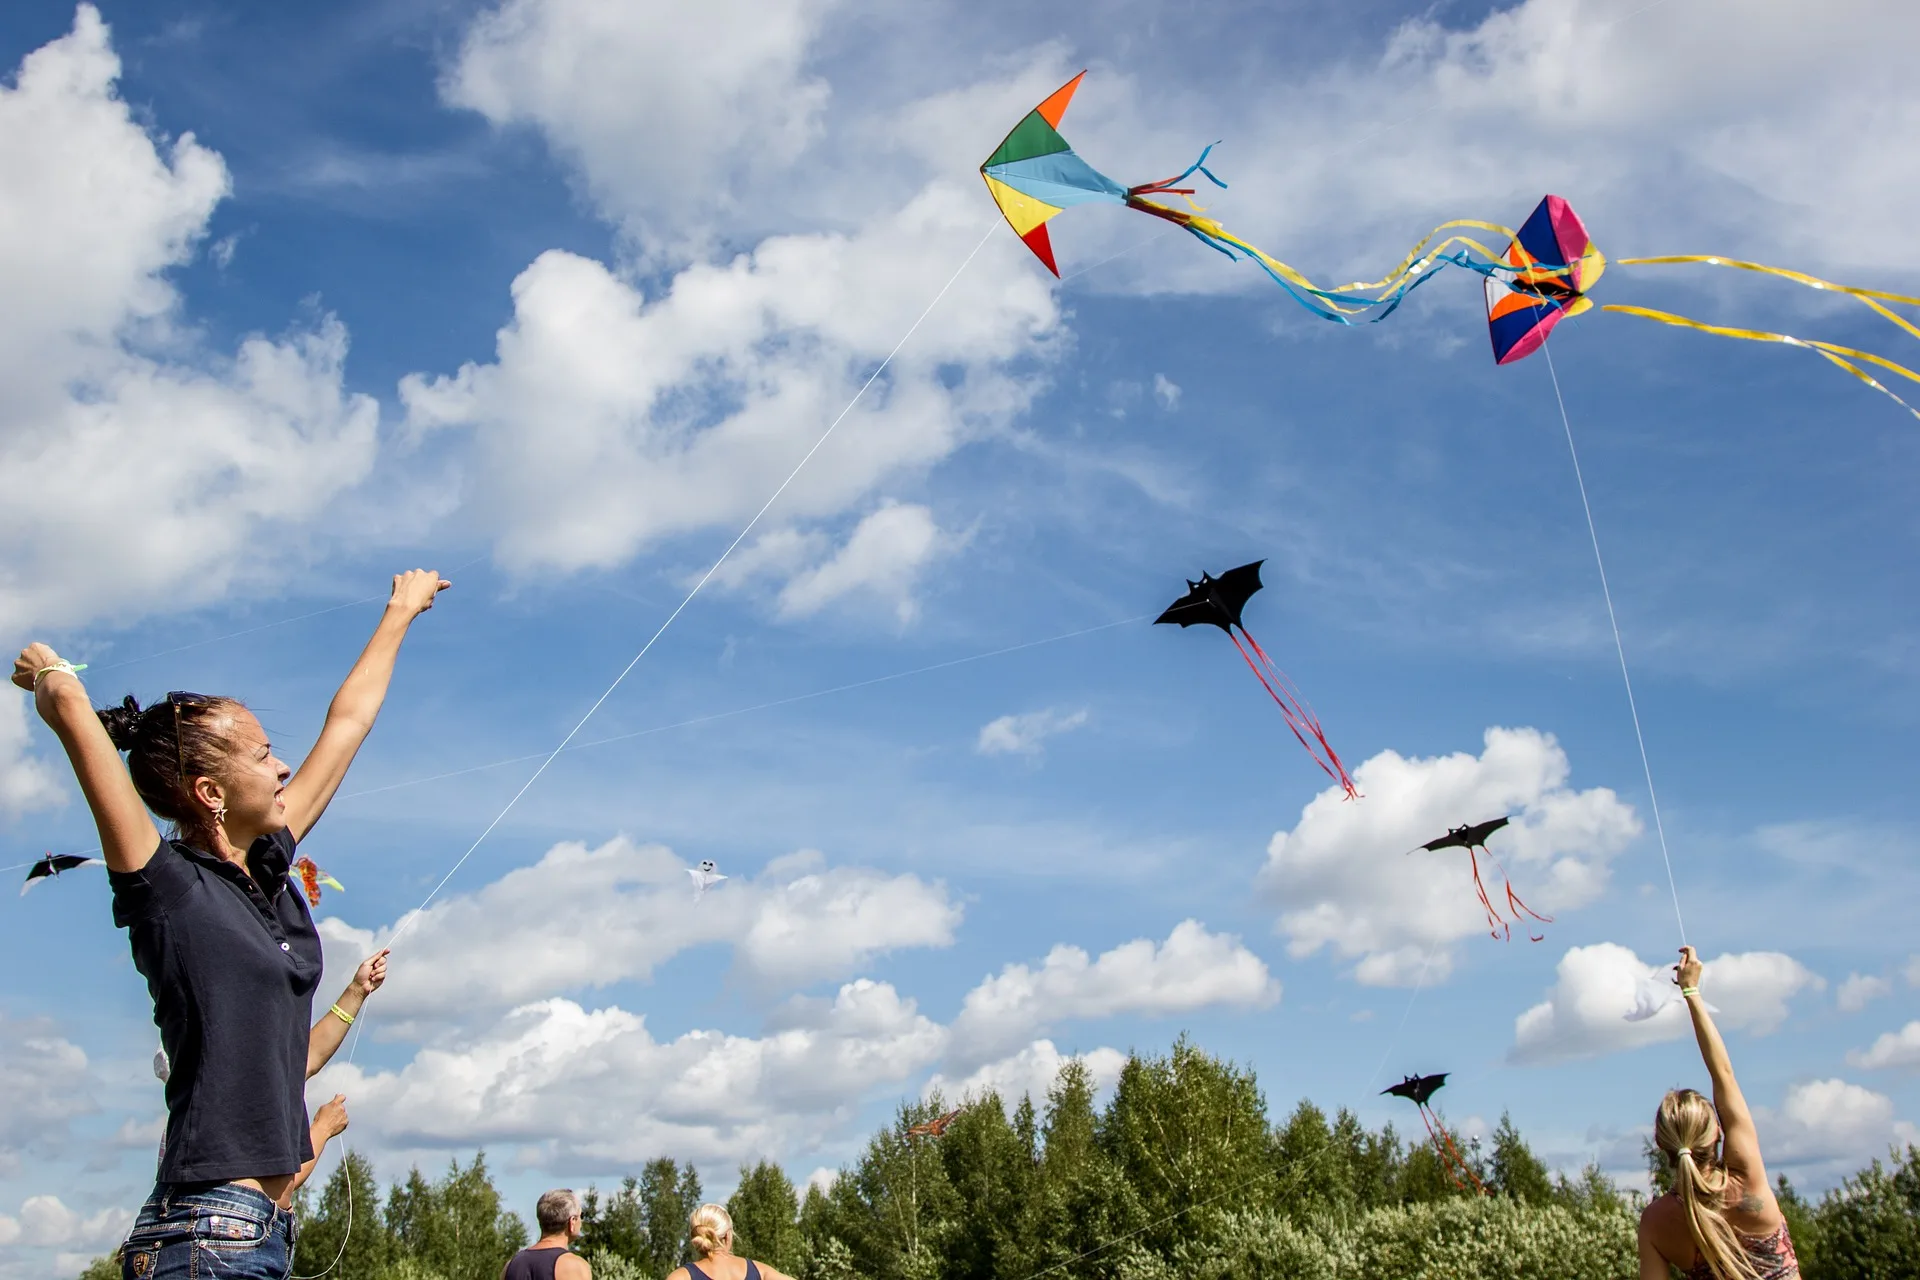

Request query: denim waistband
[{"left": 145, "top": 1181, "right": 288, "bottom": 1226}]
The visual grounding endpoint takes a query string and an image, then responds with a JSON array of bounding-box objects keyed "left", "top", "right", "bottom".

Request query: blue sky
[{"left": 3, "top": 0, "right": 1919, "bottom": 1272}]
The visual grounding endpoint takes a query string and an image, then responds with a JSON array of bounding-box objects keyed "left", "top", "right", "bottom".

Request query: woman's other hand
[
  {"left": 388, "top": 569, "right": 452, "bottom": 618},
  {"left": 315, "top": 1094, "right": 350, "bottom": 1140},
  {"left": 353, "top": 949, "right": 390, "bottom": 998}
]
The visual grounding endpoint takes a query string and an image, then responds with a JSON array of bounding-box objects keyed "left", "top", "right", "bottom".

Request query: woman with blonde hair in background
[
  {"left": 1638, "top": 945, "right": 1800, "bottom": 1280},
  {"left": 667, "top": 1204, "right": 795, "bottom": 1280}
]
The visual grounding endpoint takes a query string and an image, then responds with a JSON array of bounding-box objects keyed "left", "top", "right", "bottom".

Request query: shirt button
[{"left": 280, "top": 942, "right": 291, "bottom": 952}]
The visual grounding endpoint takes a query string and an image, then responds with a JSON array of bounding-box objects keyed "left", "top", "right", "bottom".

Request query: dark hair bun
[{"left": 97, "top": 695, "right": 145, "bottom": 751}]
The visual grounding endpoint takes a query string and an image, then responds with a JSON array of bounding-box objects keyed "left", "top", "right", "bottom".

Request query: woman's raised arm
[
  {"left": 1677, "top": 945, "right": 1766, "bottom": 1183},
  {"left": 13, "top": 647, "right": 159, "bottom": 873},
  {"left": 282, "top": 570, "right": 449, "bottom": 842}
]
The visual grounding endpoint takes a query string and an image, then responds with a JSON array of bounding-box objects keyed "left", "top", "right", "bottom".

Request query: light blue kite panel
[{"left": 984, "top": 150, "right": 1128, "bottom": 208}]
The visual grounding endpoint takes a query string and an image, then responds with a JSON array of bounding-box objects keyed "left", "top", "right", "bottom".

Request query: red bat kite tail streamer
[{"left": 1230, "top": 628, "right": 1361, "bottom": 799}]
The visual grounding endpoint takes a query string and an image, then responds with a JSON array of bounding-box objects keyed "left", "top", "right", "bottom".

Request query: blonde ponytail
[
  {"left": 688, "top": 1203, "right": 733, "bottom": 1261},
  {"left": 1657, "top": 1090, "right": 1760, "bottom": 1280}
]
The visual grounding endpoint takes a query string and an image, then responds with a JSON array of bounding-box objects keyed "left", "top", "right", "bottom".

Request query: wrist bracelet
[
  {"left": 1681, "top": 986, "right": 1700, "bottom": 997},
  {"left": 329, "top": 1003, "right": 355, "bottom": 1026},
  {"left": 32, "top": 661, "right": 86, "bottom": 686}
]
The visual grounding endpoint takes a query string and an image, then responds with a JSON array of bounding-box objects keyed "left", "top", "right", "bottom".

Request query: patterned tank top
[{"left": 1684, "top": 1219, "right": 1799, "bottom": 1280}]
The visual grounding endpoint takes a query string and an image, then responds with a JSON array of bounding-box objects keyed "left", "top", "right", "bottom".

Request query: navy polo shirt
[{"left": 111, "top": 828, "right": 323, "bottom": 1184}]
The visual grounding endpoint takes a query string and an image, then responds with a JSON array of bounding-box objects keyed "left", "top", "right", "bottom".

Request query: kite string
[
  {"left": 290, "top": 225, "right": 997, "bottom": 1279},
  {"left": 382, "top": 223, "right": 998, "bottom": 949},
  {"left": 1540, "top": 341, "right": 1688, "bottom": 946},
  {"left": 333, "top": 614, "right": 1148, "bottom": 802},
  {"left": 5, "top": 613, "right": 1146, "bottom": 876}
]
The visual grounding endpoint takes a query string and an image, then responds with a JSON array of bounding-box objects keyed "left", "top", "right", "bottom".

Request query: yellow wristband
[
  {"left": 329, "top": 1003, "right": 354, "bottom": 1026},
  {"left": 1680, "top": 986, "right": 1700, "bottom": 998}
]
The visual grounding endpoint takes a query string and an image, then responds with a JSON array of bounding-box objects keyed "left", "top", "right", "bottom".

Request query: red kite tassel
[
  {"left": 1468, "top": 847, "right": 1506, "bottom": 940},
  {"left": 1230, "top": 628, "right": 1361, "bottom": 800},
  {"left": 1421, "top": 1105, "right": 1487, "bottom": 1196},
  {"left": 1480, "top": 847, "right": 1553, "bottom": 942}
]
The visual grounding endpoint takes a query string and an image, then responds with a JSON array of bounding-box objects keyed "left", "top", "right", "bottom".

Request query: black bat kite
[
  {"left": 21, "top": 853, "right": 104, "bottom": 896},
  {"left": 1381, "top": 1072, "right": 1484, "bottom": 1194},
  {"left": 1156, "top": 560, "right": 1358, "bottom": 799},
  {"left": 1410, "top": 816, "right": 1550, "bottom": 942},
  {"left": 1381, "top": 1072, "right": 1449, "bottom": 1106}
]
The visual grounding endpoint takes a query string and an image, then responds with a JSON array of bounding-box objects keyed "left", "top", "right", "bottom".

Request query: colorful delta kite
[
  {"left": 1381, "top": 1073, "right": 1486, "bottom": 1195},
  {"left": 1155, "top": 561, "right": 1358, "bottom": 800},
  {"left": 293, "top": 856, "right": 343, "bottom": 909},
  {"left": 1410, "top": 817, "right": 1550, "bottom": 943},
  {"left": 980, "top": 75, "right": 1526, "bottom": 320},
  {"left": 1481, "top": 199, "right": 1920, "bottom": 418},
  {"left": 980, "top": 81, "right": 1920, "bottom": 416},
  {"left": 1483, "top": 196, "right": 1606, "bottom": 365}
]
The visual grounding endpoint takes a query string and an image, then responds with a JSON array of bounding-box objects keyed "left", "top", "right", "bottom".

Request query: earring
[{"left": 211, "top": 804, "right": 228, "bottom": 824}]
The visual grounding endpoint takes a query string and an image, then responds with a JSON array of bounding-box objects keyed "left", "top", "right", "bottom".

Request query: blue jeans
[{"left": 120, "top": 1183, "right": 294, "bottom": 1280}]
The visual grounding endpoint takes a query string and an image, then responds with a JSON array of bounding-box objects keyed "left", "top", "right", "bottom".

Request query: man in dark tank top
[{"left": 502, "top": 1189, "right": 593, "bottom": 1280}]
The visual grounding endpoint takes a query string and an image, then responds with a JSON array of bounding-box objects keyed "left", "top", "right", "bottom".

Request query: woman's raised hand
[
  {"left": 1674, "top": 944, "right": 1703, "bottom": 991},
  {"left": 12, "top": 642, "right": 69, "bottom": 691},
  {"left": 388, "top": 569, "right": 452, "bottom": 617}
]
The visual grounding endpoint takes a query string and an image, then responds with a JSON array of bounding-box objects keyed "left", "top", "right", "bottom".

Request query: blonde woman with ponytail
[
  {"left": 1637, "top": 946, "right": 1800, "bottom": 1280},
  {"left": 667, "top": 1203, "right": 797, "bottom": 1280}
]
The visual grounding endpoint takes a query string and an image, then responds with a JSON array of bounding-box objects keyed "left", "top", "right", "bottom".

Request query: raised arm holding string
[
  {"left": 283, "top": 569, "right": 450, "bottom": 841},
  {"left": 11, "top": 570, "right": 447, "bottom": 1280},
  {"left": 1637, "top": 945, "right": 1799, "bottom": 1280}
]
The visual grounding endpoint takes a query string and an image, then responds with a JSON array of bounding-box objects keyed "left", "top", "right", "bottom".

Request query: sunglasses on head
[{"left": 167, "top": 691, "right": 212, "bottom": 785}]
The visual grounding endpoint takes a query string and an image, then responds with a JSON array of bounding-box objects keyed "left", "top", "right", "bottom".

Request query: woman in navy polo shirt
[{"left": 14, "top": 569, "right": 449, "bottom": 1280}]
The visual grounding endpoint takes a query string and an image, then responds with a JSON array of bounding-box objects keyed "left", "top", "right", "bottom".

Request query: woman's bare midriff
[{"left": 235, "top": 1173, "right": 297, "bottom": 1204}]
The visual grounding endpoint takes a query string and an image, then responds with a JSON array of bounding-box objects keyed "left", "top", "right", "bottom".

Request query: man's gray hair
[{"left": 536, "top": 1188, "right": 581, "bottom": 1236}]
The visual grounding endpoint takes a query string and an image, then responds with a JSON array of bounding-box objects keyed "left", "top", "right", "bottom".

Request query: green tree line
[{"left": 75, "top": 1035, "right": 1920, "bottom": 1279}]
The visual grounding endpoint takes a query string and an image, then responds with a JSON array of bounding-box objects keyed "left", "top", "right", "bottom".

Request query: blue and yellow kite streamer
[{"left": 983, "top": 74, "right": 1920, "bottom": 419}]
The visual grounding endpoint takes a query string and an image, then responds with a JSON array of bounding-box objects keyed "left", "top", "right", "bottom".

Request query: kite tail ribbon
[
  {"left": 1600, "top": 304, "right": 1920, "bottom": 422},
  {"left": 1618, "top": 256, "right": 1920, "bottom": 346},
  {"left": 1127, "top": 143, "right": 1228, "bottom": 199},
  {"left": 1419, "top": 1104, "right": 1487, "bottom": 1195},
  {"left": 1480, "top": 847, "right": 1551, "bottom": 941},
  {"left": 1468, "top": 847, "right": 1507, "bottom": 941},
  {"left": 1229, "top": 627, "right": 1361, "bottom": 800}
]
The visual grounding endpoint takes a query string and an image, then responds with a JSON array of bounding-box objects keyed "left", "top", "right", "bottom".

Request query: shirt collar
[{"left": 173, "top": 834, "right": 292, "bottom": 893}]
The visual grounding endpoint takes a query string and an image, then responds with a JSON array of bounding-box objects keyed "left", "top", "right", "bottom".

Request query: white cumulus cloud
[
  {"left": 926, "top": 1040, "right": 1128, "bottom": 1110},
  {"left": 1759, "top": 1078, "right": 1920, "bottom": 1172},
  {"left": 318, "top": 837, "right": 961, "bottom": 1026},
  {"left": 1848, "top": 1021, "right": 1920, "bottom": 1072},
  {"left": 0, "top": 1195, "right": 132, "bottom": 1250},
  {"left": 0, "top": 697, "right": 62, "bottom": 817},
  {"left": 775, "top": 503, "right": 950, "bottom": 623},
  {"left": 316, "top": 981, "right": 946, "bottom": 1168},
  {"left": 0, "top": 1015, "right": 94, "bottom": 1175},
  {"left": 398, "top": 204, "right": 1054, "bottom": 580},
  {"left": 975, "top": 706, "right": 1090, "bottom": 758},
  {"left": 1837, "top": 973, "right": 1893, "bottom": 1014},
  {"left": 1512, "top": 942, "right": 1821, "bottom": 1064},
  {"left": 445, "top": 0, "right": 835, "bottom": 251},
  {"left": 0, "top": 6, "right": 379, "bottom": 639},
  {"left": 1259, "top": 727, "right": 1640, "bottom": 985},
  {"left": 947, "top": 920, "right": 1279, "bottom": 1070}
]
